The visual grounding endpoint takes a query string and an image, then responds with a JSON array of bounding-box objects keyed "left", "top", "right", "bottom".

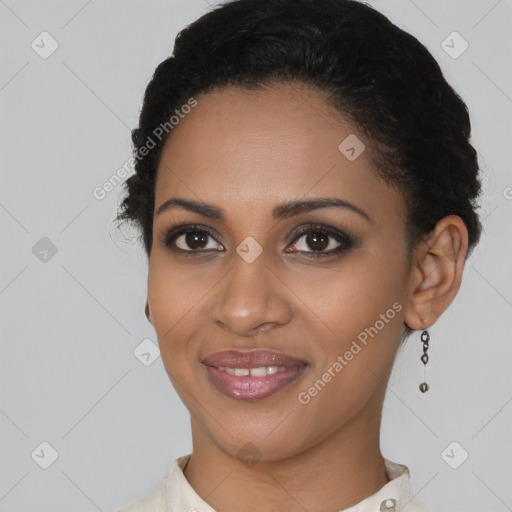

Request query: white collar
[{"left": 161, "top": 454, "right": 429, "bottom": 512}]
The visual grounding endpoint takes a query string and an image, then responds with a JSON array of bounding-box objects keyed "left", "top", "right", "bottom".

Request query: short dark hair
[{"left": 117, "top": 0, "right": 482, "bottom": 257}]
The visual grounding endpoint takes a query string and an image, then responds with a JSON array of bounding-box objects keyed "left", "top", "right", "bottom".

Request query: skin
[{"left": 145, "top": 83, "right": 468, "bottom": 512}]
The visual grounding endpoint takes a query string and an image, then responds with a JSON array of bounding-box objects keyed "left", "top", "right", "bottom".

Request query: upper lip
[{"left": 203, "top": 349, "right": 308, "bottom": 369}]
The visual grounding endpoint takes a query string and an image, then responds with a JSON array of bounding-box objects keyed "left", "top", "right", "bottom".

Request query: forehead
[{"left": 154, "top": 84, "right": 403, "bottom": 221}]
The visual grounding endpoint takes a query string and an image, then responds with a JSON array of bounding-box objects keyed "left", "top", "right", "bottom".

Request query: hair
[{"left": 117, "top": 0, "right": 482, "bottom": 259}]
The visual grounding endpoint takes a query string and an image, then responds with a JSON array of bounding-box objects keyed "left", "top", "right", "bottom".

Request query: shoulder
[{"left": 381, "top": 458, "right": 433, "bottom": 512}]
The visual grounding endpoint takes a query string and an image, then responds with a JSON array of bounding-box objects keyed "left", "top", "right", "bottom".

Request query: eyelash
[
  {"left": 290, "top": 224, "right": 355, "bottom": 257},
  {"left": 159, "top": 223, "right": 356, "bottom": 258}
]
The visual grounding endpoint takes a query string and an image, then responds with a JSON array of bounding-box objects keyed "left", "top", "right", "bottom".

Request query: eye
[
  {"left": 287, "top": 224, "right": 355, "bottom": 257},
  {"left": 160, "top": 223, "right": 355, "bottom": 257},
  {"left": 162, "top": 224, "right": 224, "bottom": 252}
]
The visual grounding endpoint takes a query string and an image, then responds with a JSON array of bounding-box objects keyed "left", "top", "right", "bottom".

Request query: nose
[{"left": 209, "top": 249, "right": 293, "bottom": 338}]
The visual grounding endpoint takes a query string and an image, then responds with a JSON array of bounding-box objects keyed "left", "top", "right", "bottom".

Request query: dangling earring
[{"left": 419, "top": 330, "right": 430, "bottom": 393}]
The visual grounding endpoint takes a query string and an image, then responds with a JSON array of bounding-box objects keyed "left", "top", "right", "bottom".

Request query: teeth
[
  {"left": 217, "top": 366, "right": 283, "bottom": 376},
  {"left": 249, "top": 367, "right": 268, "bottom": 377}
]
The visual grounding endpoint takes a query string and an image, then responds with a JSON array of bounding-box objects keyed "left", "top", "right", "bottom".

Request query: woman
[{"left": 116, "top": 0, "right": 482, "bottom": 510}]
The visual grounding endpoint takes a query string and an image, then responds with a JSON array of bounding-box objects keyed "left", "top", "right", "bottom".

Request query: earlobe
[{"left": 404, "top": 215, "right": 469, "bottom": 330}]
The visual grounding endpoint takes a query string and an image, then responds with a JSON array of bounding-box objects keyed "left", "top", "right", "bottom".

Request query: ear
[
  {"left": 145, "top": 299, "right": 153, "bottom": 324},
  {"left": 404, "top": 215, "right": 469, "bottom": 330}
]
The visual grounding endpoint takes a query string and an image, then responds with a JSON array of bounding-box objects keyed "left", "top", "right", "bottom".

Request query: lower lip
[{"left": 204, "top": 365, "right": 307, "bottom": 401}]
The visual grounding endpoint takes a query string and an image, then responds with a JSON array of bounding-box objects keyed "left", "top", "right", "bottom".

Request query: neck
[{"left": 183, "top": 405, "right": 389, "bottom": 512}]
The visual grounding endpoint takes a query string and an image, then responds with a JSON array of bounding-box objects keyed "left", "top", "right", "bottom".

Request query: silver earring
[{"left": 419, "top": 330, "right": 430, "bottom": 393}]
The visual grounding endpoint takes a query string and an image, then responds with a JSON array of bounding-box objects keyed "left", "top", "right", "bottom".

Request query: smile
[
  {"left": 202, "top": 349, "right": 308, "bottom": 400},
  {"left": 216, "top": 365, "right": 286, "bottom": 376}
]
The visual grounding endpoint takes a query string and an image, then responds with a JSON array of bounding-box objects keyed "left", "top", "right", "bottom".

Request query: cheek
[
  {"left": 291, "top": 248, "right": 408, "bottom": 336},
  {"left": 294, "top": 284, "right": 404, "bottom": 434},
  {"left": 147, "top": 251, "right": 210, "bottom": 331},
  {"left": 291, "top": 246, "right": 408, "bottom": 394},
  {"left": 147, "top": 260, "right": 199, "bottom": 371}
]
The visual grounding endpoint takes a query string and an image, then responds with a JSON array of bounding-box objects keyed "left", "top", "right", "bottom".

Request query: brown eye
[
  {"left": 292, "top": 231, "right": 340, "bottom": 253},
  {"left": 287, "top": 225, "right": 355, "bottom": 257},
  {"left": 304, "top": 232, "right": 330, "bottom": 252},
  {"left": 183, "top": 232, "right": 209, "bottom": 250},
  {"left": 163, "top": 225, "right": 224, "bottom": 252},
  {"left": 174, "top": 231, "right": 223, "bottom": 251}
]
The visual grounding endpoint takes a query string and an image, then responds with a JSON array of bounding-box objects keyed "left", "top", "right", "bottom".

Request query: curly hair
[{"left": 117, "top": 0, "right": 482, "bottom": 258}]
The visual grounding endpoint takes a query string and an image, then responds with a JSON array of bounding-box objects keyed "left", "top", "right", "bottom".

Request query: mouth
[{"left": 202, "top": 349, "right": 309, "bottom": 401}]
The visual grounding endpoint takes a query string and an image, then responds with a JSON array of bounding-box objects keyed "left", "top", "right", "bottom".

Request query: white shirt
[{"left": 116, "top": 454, "right": 431, "bottom": 512}]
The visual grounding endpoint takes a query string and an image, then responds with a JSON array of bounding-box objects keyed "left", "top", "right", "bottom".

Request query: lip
[
  {"left": 202, "top": 349, "right": 308, "bottom": 401},
  {"left": 203, "top": 349, "right": 308, "bottom": 369}
]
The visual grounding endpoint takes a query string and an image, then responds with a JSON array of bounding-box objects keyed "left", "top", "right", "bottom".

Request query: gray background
[{"left": 0, "top": 0, "right": 511, "bottom": 511}]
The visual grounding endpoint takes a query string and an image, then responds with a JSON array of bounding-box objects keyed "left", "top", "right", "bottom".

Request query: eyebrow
[{"left": 155, "top": 197, "right": 371, "bottom": 223}]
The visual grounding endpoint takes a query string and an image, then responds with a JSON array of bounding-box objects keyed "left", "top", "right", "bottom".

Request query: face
[{"left": 147, "top": 83, "right": 413, "bottom": 463}]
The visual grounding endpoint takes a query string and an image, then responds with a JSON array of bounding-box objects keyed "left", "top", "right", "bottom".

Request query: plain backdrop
[{"left": 1, "top": 0, "right": 511, "bottom": 511}]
